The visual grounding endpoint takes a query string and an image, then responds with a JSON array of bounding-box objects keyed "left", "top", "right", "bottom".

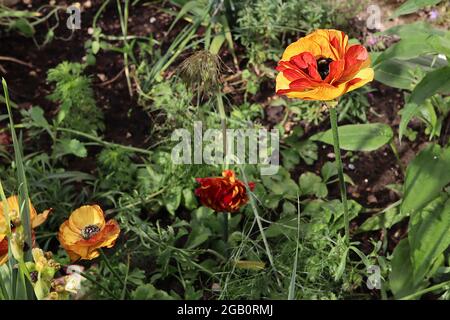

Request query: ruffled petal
[
  {"left": 68, "top": 205, "right": 105, "bottom": 231},
  {"left": 31, "top": 209, "right": 51, "bottom": 229}
]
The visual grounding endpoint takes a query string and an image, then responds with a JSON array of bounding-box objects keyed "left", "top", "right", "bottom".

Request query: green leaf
[
  {"left": 92, "top": 41, "right": 101, "bottom": 54},
  {"left": 132, "top": 284, "right": 173, "bottom": 300},
  {"left": 12, "top": 18, "right": 35, "bottom": 37},
  {"left": 381, "top": 22, "right": 445, "bottom": 39},
  {"left": 374, "top": 59, "right": 420, "bottom": 89},
  {"left": 281, "top": 149, "right": 300, "bottom": 171},
  {"left": 392, "top": 0, "right": 442, "bottom": 18},
  {"left": 375, "top": 35, "right": 436, "bottom": 63},
  {"left": 399, "top": 103, "right": 420, "bottom": 142},
  {"left": 402, "top": 144, "right": 450, "bottom": 215},
  {"left": 165, "top": 186, "right": 182, "bottom": 215},
  {"left": 29, "top": 106, "right": 50, "bottom": 130},
  {"left": 186, "top": 225, "right": 211, "bottom": 249},
  {"left": 262, "top": 167, "right": 299, "bottom": 198},
  {"left": 321, "top": 161, "right": 337, "bottom": 182},
  {"left": 389, "top": 239, "right": 426, "bottom": 299},
  {"left": 182, "top": 188, "right": 198, "bottom": 210},
  {"left": 408, "top": 195, "right": 450, "bottom": 286},
  {"left": 54, "top": 139, "right": 87, "bottom": 158},
  {"left": 357, "top": 202, "right": 407, "bottom": 233},
  {"left": 310, "top": 123, "right": 393, "bottom": 151},
  {"left": 298, "top": 172, "right": 327, "bottom": 198},
  {"left": 409, "top": 66, "right": 450, "bottom": 105},
  {"left": 209, "top": 34, "right": 225, "bottom": 55},
  {"left": 428, "top": 33, "right": 450, "bottom": 58}
]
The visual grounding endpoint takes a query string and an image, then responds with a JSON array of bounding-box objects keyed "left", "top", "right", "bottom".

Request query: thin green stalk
[
  {"left": 56, "top": 127, "right": 152, "bottom": 156},
  {"left": 99, "top": 249, "right": 126, "bottom": 289},
  {"left": 93, "top": 0, "right": 111, "bottom": 29},
  {"left": 3, "top": 79, "right": 33, "bottom": 261},
  {"left": 217, "top": 93, "right": 228, "bottom": 166},
  {"left": 400, "top": 280, "right": 450, "bottom": 300},
  {"left": 239, "top": 166, "right": 282, "bottom": 287},
  {"left": 79, "top": 271, "right": 119, "bottom": 299},
  {"left": 222, "top": 212, "right": 229, "bottom": 244},
  {"left": 288, "top": 195, "right": 301, "bottom": 300},
  {"left": 120, "top": 255, "right": 130, "bottom": 300},
  {"left": 223, "top": 212, "right": 229, "bottom": 242},
  {"left": 117, "top": 0, "right": 133, "bottom": 97},
  {"left": 217, "top": 93, "right": 230, "bottom": 258},
  {"left": 329, "top": 106, "right": 350, "bottom": 248}
]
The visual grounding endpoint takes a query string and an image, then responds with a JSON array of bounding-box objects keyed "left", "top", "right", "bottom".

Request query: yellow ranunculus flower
[
  {"left": 58, "top": 205, "right": 120, "bottom": 262},
  {"left": 0, "top": 195, "right": 50, "bottom": 265}
]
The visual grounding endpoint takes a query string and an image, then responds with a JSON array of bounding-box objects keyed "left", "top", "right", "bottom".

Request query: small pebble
[
  {"left": 348, "top": 163, "right": 355, "bottom": 170},
  {"left": 327, "top": 153, "right": 335, "bottom": 159},
  {"left": 149, "top": 17, "right": 156, "bottom": 23},
  {"left": 97, "top": 73, "right": 107, "bottom": 82},
  {"left": 211, "top": 283, "right": 221, "bottom": 292},
  {"left": 367, "top": 195, "right": 377, "bottom": 204}
]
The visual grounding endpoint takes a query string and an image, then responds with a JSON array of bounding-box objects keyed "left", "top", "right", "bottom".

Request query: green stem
[
  {"left": 217, "top": 93, "right": 228, "bottom": 167},
  {"left": 99, "top": 249, "right": 126, "bottom": 289},
  {"left": 329, "top": 106, "right": 350, "bottom": 247},
  {"left": 400, "top": 280, "right": 450, "bottom": 300},
  {"left": 223, "top": 212, "right": 229, "bottom": 243},
  {"left": 79, "top": 271, "right": 119, "bottom": 299},
  {"left": 56, "top": 127, "right": 152, "bottom": 156},
  {"left": 239, "top": 166, "right": 282, "bottom": 288}
]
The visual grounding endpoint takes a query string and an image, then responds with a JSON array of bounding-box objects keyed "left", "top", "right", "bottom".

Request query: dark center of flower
[
  {"left": 30, "top": 271, "right": 38, "bottom": 283},
  {"left": 81, "top": 224, "right": 100, "bottom": 240},
  {"left": 316, "top": 57, "right": 333, "bottom": 80}
]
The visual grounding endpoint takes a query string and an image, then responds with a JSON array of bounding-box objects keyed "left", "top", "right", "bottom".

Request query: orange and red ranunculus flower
[
  {"left": 276, "top": 29, "right": 374, "bottom": 101},
  {"left": 58, "top": 205, "right": 120, "bottom": 262},
  {"left": 0, "top": 195, "right": 50, "bottom": 265},
  {"left": 195, "top": 170, "right": 255, "bottom": 213}
]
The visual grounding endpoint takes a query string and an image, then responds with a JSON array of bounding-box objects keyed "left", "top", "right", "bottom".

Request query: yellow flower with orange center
[
  {"left": 58, "top": 205, "right": 120, "bottom": 262},
  {"left": 276, "top": 29, "right": 374, "bottom": 101},
  {"left": 0, "top": 195, "right": 50, "bottom": 265}
]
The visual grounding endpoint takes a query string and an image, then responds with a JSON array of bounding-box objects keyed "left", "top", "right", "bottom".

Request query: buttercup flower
[
  {"left": 276, "top": 29, "right": 374, "bottom": 101},
  {"left": 0, "top": 195, "right": 50, "bottom": 265},
  {"left": 195, "top": 170, "right": 255, "bottom": 213},
  {"left": 58, "top": 205, "right": 120, "bottom": 262}
]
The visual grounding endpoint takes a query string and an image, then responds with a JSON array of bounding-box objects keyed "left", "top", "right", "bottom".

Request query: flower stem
[
  {"left": 217, "top": 93, "right": 228, "bottom": 168},
  {"left": 99, "top": 249, "right": 126, "bottom": 291},
  {"left": 329, "top": 106, "right": 350, "bottom": 247},
  {"left": 79, "top": 271, "right": 120, "bottom": 300},
  {"left": 223, "top": 212, "right": 229, "bottom": 244}
]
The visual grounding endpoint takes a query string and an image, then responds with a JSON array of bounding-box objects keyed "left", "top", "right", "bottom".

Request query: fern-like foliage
[{"left": 47, "top": 62, "right": 104, "bottom": 135}]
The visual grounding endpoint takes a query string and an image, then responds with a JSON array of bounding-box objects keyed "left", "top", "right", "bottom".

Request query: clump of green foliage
[
  {"left": 236, "top": 0, "right": 333, "bottom": 65},
  {"left": 97, "top": 147, "right": 137, "bottom": 193},
  {"left": 47, "top": 62, "right": 104, "bottom": 135}
]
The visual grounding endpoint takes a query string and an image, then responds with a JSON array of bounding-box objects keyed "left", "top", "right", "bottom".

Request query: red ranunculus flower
[{"left": 195, "top": 170, "right": 255, "bottom": 213}]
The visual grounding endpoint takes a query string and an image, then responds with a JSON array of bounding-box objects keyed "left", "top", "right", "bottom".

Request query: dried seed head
[{"left": 179, "top": 50, "right": 222, "bottom": 96}]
